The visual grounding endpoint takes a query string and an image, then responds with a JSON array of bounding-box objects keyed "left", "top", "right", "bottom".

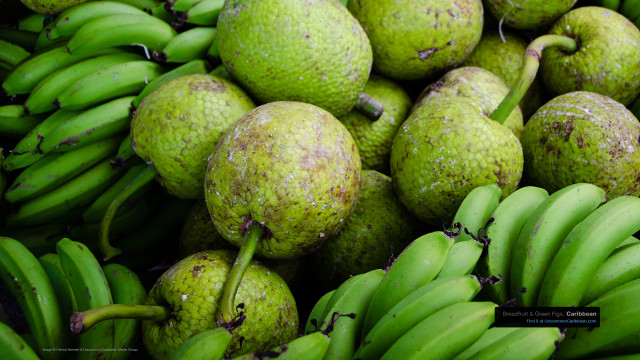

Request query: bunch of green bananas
[
  {"left": 590, "top": 0, "right": 640, "bottom": 29},
  {"left": 0, "top": 236, "right": 147, "bottom": 360}
]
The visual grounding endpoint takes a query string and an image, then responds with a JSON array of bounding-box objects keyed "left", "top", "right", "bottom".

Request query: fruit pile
[{"left": 0, "top": 0, "right": 640, "bottom": 359}]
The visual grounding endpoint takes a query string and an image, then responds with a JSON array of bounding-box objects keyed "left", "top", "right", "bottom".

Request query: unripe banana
[
  {"left": 0, "top": 321, "right": 40, "bottom": 360},
  {"left": 155, "top": 27, "right": 217, "bottom": 63},
  {"left": 231, "top": 331, "right": 331, "bottom": 360},
  {"left": 0, "top": 105, "right": 46, "bottom": 139},
  {"left": 304, "top": 289, "right": 335, "bottom": 334},
  {"left": 0, "top": 39, "right": 31, "bottom": 66},
  {"left": 460, "top": 327, "right": 562, "bottom": 360},
  {"left": 0, "top": 28, "right": 39, "bottom": 50},
  {"left": 169, "top": 328, "right": 232, "bottom": 360},
  {"left": 182, "top": 0, "right": 224, "bottom": 26}
]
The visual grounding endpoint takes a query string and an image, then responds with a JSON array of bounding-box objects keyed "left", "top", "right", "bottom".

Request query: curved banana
[
  {"left": 25, "top": 51, "right": 143, "bottom": 115},
  {"left": 555, "top": 278, "right": 640, "bottom": 359},
  {"left": 0, "top": 105, "right": 45, "bottom": 139},
  {"left": 437, "top": 184, "right": 502, "bottom": 278},
  {"left": 4, "top": 157, "right": 124, "bottom": 227},
  {"left": 5, "top": 136, "right": 121, "bottom": 203},
  {"left": 355, "top": 275, "right": 483, "bottom": 360},
  {"left": 2, "top": 45, "right": 120, "bottom": 96},
  {"left": 17, "top": 13, "right": 49, "bottom": 33},
  {"left": 620, "top": 0, "right": 640, "bottom": 22},
  {"left": 54, "top": 61, "right": 166, "bottom": 111},
  {"left": 40, "top": 96, "right": 135, "bottom": 153},
  {"left": 102, "top": 263, "right": 147, "bottom": 360},
  {"left": 66, "top": 13, "right": 178, "bottom": 58},
  {"left": 0, "top": 321, "right": 40, "bottom": 360},
  {"left": 167, "top": 0, "right": 203, "bottom": 12},
  {"left": 155, "top": 27, "right": 216, "bottom": 63},
  {"left": 380, "top": 301, "right": 497, "bottom": 360},
  {"left": 510, "top": 183, "right": 606, "bottom": 306},
  {"left": 618, "top": 235, "right": 640, "bottom": 247},
  {"left": 0, "top": 39, "right": 30, "bottom": 67},
  {"left": 182, "top": 0, "right": 224, "bottom": 26},
  {"left": 2, "top": 109, "right": 81, "bottom": 171},
  {"left": 111, "top": 0, "right": 164, "bottom": 10},
  {"left": 304, "top": 289, "right": 336, "bottom": 334},
  {"left": 320, "top": 268, "right": 385, "bottom": 360},
  {"left": 475, "top": 186, "right": 549, "bottom": 304},
  {"left": 590, "top": 331, "right": 640, "bottom": 358},
  {"left": 231, "top": 331, "right": 331, "bottom": 360},
  {"left": 360, "top": 230, "right": 458, "bottom": 338},
  {"left": 581, "top": 241, "right": 640, "bottom": 305},
  {"left": 131, "top": 58, "right": 212, "bottom": 109},
  {"left": 452, "top": 327, "right": 521, "bottom": 360},
  {"left": 461, "top": 327, "right": 561, "bottom": 360},
  {"left": 538, "top": 195, "right": 640, "bottom": 307},
  {"left": 169, "top": 328, "right": 232, "bottom": 360},
  {"left": 45, "top": 1, "right": 150, "bottom": 42},
  {"left": 0, "top": 28, "right": 39, "bottom": 50},
  {"left": 0, "top": 236, "right": 67, "bottom": 360},
  {"left": 56, "top": 238, "right": 115, "bottom": 360},
  {"left": 111, "top": 135, "right": 139, "bottom": 168}
]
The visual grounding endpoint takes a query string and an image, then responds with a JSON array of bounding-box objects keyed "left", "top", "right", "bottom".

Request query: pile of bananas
[{"left": 0, "top": 236, "right": 146, "bottom": 360}]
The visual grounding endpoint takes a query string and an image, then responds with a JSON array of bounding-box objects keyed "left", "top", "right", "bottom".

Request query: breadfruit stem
[
  {"left": 355, "top": 92, "right": 384, "bottom": 121},
  {"left": 70, "top": 304, "right": 170, "bottom": 334},
  {"left": 489, "top": 34, "right": 578, "bottom": 124},
  {"left": 99, "top": 163, "right": 158, "bottom": 261},
  {"left": 218, "top": 221, "right": 264, "bottom": 324}
]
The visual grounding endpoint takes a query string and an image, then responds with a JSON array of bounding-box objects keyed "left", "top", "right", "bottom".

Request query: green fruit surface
[
  {"left": 142, "top": 249, "right": 299, "bottom": 359},
  {"left": 347, "top": 0, "right": 484, "bottom": 80},
  {"left": 216, "top": 0, "right": 372, "bottom": 117},
  {"left": 204, "top": 101, "right": 362, "bottom": 259},
  {"left": 541, "top": 6, "right": 640, "bottom": 106},
  {"left": 340, "top": 74, "right": 412, "bottom": 174},
  {"left": 21, "top": 0, "right": 91, "bottom": 14},
  {"left": 520, "top": 91, "right": 640, "bottom": 199},
  {"left": 484, "top": 0, "right": 577, "bottom": 29},
  {"left": 131, "top": 73, "right": 255, "bottom": 199},
  {"left": 390, "top": 96, "right": 523, "bottom": 227},
  {"left": 412, "top": 66, "right": 524, "bottom": 138},
  {"left": 308, "top": 169, "right": 419, "bottom": 290}
]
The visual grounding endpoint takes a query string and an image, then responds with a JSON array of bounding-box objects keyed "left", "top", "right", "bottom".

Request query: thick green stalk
[
  {"left": 217, "top": 222, "right": 264, "bottom": 324},
  {"left": 355, "top": 92, "right": 384, "bottom": 121},
  {"left": 490, "top": 34, "right": 578, "bottom": 124},
  {"left": 70, "top": 304, "right": 170, "bottom": 334}
]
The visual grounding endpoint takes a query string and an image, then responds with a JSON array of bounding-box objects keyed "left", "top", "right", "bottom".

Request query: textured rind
[
  {"left": 541, "top": 6, "right": 640, "bottom": 106},
  {"left": 520, "top": 91, "right": 640, "bottom": 199},
  {"left": 347, "top": 0, "right": 484, "bottom": 80},
  {"left": 390, "top": 96, "right": 523, "bottom": 227},
  {"left": 308, "top": 170, "right": 419, "bottom": 290},
  {"left": 178, "top": 199, "right": 234, "bottom": 258},
  {"left": 142, "top": 250, "right": 299, "bottom": 359},
  {"left": 216, "top": 0, "right": 372, "bottom": 118},
  {"left": 411, "top": 66, "right": 524, "bottom": 138},
  {"left": 131, "top": 73, "right": 255, "bottom": 199},
  {"left": 484, "top": 0, "right": 577, "bottom": 30},
  {"left": 339, "top": 74, "right": 413, "bottom": 173},
  {"left": 20, "top": 0, "right": 91, "bottom": 14},
  {"left": 204, "top": 101, "right": 362, "bottom": 259}
]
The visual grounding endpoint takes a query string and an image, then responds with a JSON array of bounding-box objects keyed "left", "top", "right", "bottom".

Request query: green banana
[
  {"left": 169, "top": 328, "right": 232, "bottom": 360},
  {"left": 4, "top": 157, "right": 124, "bottom": 227},
  {"left": 66, "top": 14, "right": 178, "bottom": 58},
  {"left": 0, "top": 39, "right": 30, "bottom": 67},
  {"left": 182, "top": 0, "right": 225, "bottom": 25},
  {"left": 380, "top": 301, "right": 497, "bottom": 360},
  {"left": 57, "top": 238, "right": 115, "bottom": 360},
  {"left": 0, "top": 236, "right": 67, "bottom": 360},
  {"left": 438, "top": 184, "right": 502, "bottom": 277},
  {"left": 167, "top": 0, "right": 203, "bottom": 12},
  {"left": 458, "top": 327, "right": 562, "bottom": 360},
  {"left": 510, "top": 182, "right": 606, "bottom": 306},
  {"left": 102, "top": 263, "right": 147, "bottom": 360},
  {"left": 320, "top": 268, "right": 385, "bottom": 360},
  {"left": 581, "top": 241, "right": 640, "bottom": 305},
  {"left": 0, "top": 106, "right": 45, "bottom": 139},
  {"left": 0, "top": 321, "right": 40, "bottom": 360},
  {"left": 82, "top": 162, "right": 154, "bottom": 223},
  {"left": 355, "top": 275, "right": 484, "bottom": 360},
  {"left": 304, "top": 289, "right": 336, "bottom": 333},
  {"left": 360, "top": 230, "right": 458, "bottom": 338},
  {"left": 451, "top": 327, "right": 522, "bottom": 360},
  {"left": 131, "top": 58, "right": 212, "bottom": 109},
  {"left": 17, "top": 13, "right": 50, "bottom": 33},
  {"left": 111, "top": 135, "right": 141, "bottom": 168},
  {"left": 148, "top": 4, "right": 177, "bottom": 23},
  {"left": 620, "top": 0, "right": 640, "bottom": 22},
  {"left": 0, "top": 28, "right": 39, "bottom": 50},
  {"left": 45, "top": 1, "right": 150, "bottom": 42},
  {"left": 619, "top": 235, "right": 640, "bottom": 247},
  {"left": 110, "top": 0, "right": 164, "bottom": 10},
  {"left": 155, "top": 27, "right": 217, "bottom": 63},
  {"left": 33, "top": 21, "right": 60, "bottom": 51},
  {"left": 54, "top": 61, "right": 166, "bottom": 111},
  {"left": 39, "top": 96, "right": 136, "bottom": 153},
  {"left": 5, "top": 136, "right": 122, "bottom": 203},
  {"left": 25, "top": 51, "right": 144, "bottom": 115},
  {"left": 475, "top": 186, "right": 549, "bottom": 304},
  {"left": 231, "top": 331, "right": 331, "bottom": 360},
  {"left": 37, "top": 253, "right": 79, "bottom": 348},
  {"left": 2, "top": 44, "right": 121, "bottom": 96},
  {"left": 2, "top": 109, "right": 81, "bottom": 171},
  {"left": 555, "top": 278, "right": 640, "bottom": 359},
  {"left": 538, "top": 195, "right": 640, "bottom": 307},
  {"left": 591, "top": 331, "right": 640, "bottom": 357}
]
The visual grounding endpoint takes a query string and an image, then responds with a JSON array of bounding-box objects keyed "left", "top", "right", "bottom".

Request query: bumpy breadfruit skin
[
  {"left": 216, "top": 0, "right": 372, "bottom": 118},
  {"left": 131, "top": 74, "right": 255, "bottom": 199},
  {"left": 520, "top": 91, "right": 640, "bottom": 199},
  {"left": 484, "top": 0, "right": 577, "bottom": 30},
  {"left": 21, "top": 0, "right": 91, "bottom": 14},
  {"left": 390, "top": 96, "right": 523, "bottom": 227},
  {"left": 205, "top": 101, "right": 362, "bottom": 259},
  {"left": 142, "top": 250, "right": 299, "bottom": 359}
]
